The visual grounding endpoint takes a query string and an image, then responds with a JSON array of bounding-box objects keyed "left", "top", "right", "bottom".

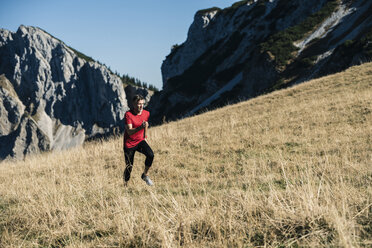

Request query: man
[{"left": 123, "top": 94, "right": 154, "bottom": 186}]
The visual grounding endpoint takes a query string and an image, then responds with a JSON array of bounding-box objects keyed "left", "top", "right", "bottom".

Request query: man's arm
[
  {"left": 125, "top": 122, "right": 148, "bottom": 136},
  {"left": 144, "top": 112, "right": 149, "bottom": 140},
  {"left": 144, "top": 122, "right": 148, "bottom": 139}
]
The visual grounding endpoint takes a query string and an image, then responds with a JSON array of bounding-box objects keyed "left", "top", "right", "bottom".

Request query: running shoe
[{"left": 141, "top": 173, "right": 154, "bottom": 186}]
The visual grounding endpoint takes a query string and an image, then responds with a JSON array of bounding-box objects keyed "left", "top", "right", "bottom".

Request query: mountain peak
[
  {"left": 151, "top": 0, "right": 372, "bottom": 125},
  {"left": 0, "top": 26, "right": 152, "bottom": 160}
]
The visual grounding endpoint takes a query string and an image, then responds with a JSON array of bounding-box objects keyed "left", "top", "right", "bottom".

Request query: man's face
[{"left": 133, "top": 99, "right": 145, "bottom": 114}]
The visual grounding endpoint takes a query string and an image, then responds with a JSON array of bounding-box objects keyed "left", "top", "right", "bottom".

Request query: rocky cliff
[
  {"left": 0, "top": 26, "right": 152, "bottom": 160},
  {"left": 149, "top": 0, "right": 372, "bottom": 124}
]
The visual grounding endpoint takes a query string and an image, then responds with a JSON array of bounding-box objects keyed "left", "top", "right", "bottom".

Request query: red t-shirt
[{"left": 124, "top": 110, "right": 150, "bottom": 148}]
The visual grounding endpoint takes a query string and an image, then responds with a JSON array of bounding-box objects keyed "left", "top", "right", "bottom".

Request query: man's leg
[
  {"left": 123, "top": 147, "right": 135, "bottom": 184},
  {"left": 137, "top": 141, "right": 154, "bottom": 185},
  {"left": 137, "top": 140, "right": 154, "bottom": 174}
]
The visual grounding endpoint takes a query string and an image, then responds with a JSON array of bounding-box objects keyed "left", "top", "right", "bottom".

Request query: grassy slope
[{"left": 1, "top": 63, "right": 372, "bottom": 247}]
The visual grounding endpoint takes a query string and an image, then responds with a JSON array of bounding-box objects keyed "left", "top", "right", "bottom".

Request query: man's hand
[
  {"left": 126, "top": 121, "right": 148, "bottom": 136},
  {"left": 141, "top": 121, "right": 149, "bottom": 129}
]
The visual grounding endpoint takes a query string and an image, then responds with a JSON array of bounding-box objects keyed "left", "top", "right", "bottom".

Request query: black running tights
[{"left": 123, "top": 140, "right": 154, "bottom": 182}]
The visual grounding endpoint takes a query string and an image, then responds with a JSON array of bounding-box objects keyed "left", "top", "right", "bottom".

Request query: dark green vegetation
[
  {"left": 120, "top": 73, "right": 159, "bottom": 92},
  {"left": 166, "top": 0, "right": 340, "bottom": 97},
  {"left": 155, "top": 0, "right": 372, "bottom": 126},
  {"left": 260, "top": 0, "right": 339, "bottom": 68},
  {"left": 270, "top": 24, "right": 372, "bottom": 91},
  {"left": 337, "top": 28, "right": 372, "bottom": 60},
  {"left": 68, "top": 47, "right": 95, "bottom": 63}
]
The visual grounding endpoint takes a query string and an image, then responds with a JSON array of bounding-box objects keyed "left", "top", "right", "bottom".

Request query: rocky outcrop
[
  {"left": 149, "top": 0, "right": 372, "bottom": 124},
  {"left": 0, "top": 26, "right": 151, "bottom": 160}
]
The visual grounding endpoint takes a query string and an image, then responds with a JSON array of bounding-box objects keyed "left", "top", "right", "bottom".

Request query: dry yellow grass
[{"left": 1, "top": 62, "right": 372, "bottom": 247}]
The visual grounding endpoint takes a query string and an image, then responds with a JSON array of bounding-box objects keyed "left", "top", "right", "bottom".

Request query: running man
[{"left": 123, "top": 94, "right": 154, "bottom": 186}]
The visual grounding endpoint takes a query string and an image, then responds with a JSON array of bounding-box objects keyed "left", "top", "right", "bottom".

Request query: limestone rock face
[
  {"left": 0, "top": 26, "right": 151, "bottom": 160},
  {"left": 0, "top": 75, "right": 25, "bottom": 137},
  {"left": 150, "top": 0, "right": 372, "bottom": 124}
]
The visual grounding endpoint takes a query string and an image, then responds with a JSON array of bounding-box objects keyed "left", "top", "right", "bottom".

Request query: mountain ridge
[
  {"left": 0, "top": 25, "right": 152, "bottom": 160},
  {"left": 149, "top": 0, "right": 372, "bottom": 124}
]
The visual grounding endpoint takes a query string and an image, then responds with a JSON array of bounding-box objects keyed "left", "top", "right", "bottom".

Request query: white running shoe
[{"left": 141, "top": 173, "right": 154, "bottom": 186}]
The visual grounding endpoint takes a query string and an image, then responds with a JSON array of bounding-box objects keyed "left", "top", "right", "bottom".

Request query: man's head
[{"left": 132, "top": 94, "right": 145, "bottom": 114}]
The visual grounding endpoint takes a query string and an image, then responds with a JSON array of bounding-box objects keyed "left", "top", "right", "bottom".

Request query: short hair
[{"left": 132, "top": 94, "right": 144, "bottom": 103}]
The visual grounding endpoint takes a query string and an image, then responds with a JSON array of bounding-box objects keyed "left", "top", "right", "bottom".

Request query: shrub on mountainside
[
  {"left": 68, "top": 47, "right": 95, "bottom": 63},
  {"left": 338, "top": 28, "right": 372, "bottom": 58},
  {"left": 260, "top": 0, "right": 339, "bottom": 68},
  {"left": 120, "top": 74, "right": 159, "bottom": 92}
]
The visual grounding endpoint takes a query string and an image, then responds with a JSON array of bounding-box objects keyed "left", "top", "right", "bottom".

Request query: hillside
[
  {"left": 149, "top": 0, "right": 372, "bottom": 124},
  {"left": 1, "top": 62, "right": 372, "bottom": 247}
]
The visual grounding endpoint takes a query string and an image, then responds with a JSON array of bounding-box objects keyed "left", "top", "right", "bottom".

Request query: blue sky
[{"left": 0, "top": 0, "right": 237, "bottom": 90}]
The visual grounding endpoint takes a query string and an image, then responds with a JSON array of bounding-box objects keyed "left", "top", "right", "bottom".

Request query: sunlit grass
[{"left": 1, "top": 63, "right": 372, "bottom": 247}]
